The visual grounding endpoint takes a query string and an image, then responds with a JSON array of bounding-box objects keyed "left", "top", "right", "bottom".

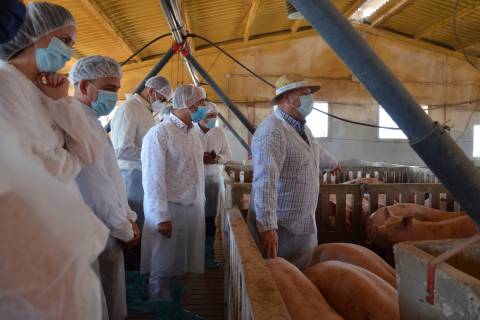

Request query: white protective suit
[
  {"left": 111, "top": 93, "right": 155, "bottom": 233},
  {"left": 194, "top": 124, "right": 231, "bottom": 227},
  {"left": 0, "top": 119, "right": 109, "bottom": 320},
  {"left": 141, "top": 114, "right": 205, "bottom": 299},
  {"left": 75, "top": 104, "right": 137, "bottom": 320},
  {"left": 111, "top": 93, "right": 155, "bottom": 172},
  {"left": 0, "top": 61, "right": 102, "bottom": 196}
]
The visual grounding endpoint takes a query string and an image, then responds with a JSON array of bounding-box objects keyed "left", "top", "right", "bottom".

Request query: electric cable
[
  {"left": 120, "top": 33, "right": 172, "bottom": 66},
  {"left": 188, "top": 33, "right": 403, "bottom": 130}
]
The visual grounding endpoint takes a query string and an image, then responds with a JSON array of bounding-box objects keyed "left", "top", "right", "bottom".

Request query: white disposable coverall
[
  {"left": 111, "top": 93, "right": 155, "bottom": 172},
  {"left": 141, "top": 114, "right": 205, "bottom": 298},
  {"left": 75, "top": 104, "right": 137, "bottom": 320},
  {"left": 194, "top": 124, "right": 231, "bottom": 228},
  {"left": 111, "top": 93, "right": 155, "bottom": 232},
  {"left": 0, "top": 120, "right": 109, "bottom": 320},
  {"left": 0, "top": 61, "right": 102, "bottom": 196}
]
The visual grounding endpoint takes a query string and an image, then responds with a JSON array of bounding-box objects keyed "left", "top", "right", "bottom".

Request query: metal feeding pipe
[{"left": 289, "top": 0, "right": 480, "bottom": 225}]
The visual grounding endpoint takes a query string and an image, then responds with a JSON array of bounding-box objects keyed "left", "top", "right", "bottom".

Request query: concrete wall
[{"left": 122, "top": 28, "right": 480, "bottom": 166}]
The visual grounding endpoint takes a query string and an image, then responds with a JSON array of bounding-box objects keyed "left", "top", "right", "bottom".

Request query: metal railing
[{"left": 223, "top": 208, "right": 291, "bottom": 320}]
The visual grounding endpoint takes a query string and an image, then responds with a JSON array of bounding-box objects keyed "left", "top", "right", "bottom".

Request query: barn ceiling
[{"left": 27, "top": 0, "right": 480, "bottom": 78}]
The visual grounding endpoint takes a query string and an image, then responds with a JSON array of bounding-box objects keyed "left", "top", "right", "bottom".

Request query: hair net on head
[
  {"left": 0, "top": 2, "right": 76, "bottom": 61},
  {"left": 145, "top": 76, "right": 172, "bottom": 100},
  {"left": 172, "top": 84, "right": 205, "bottom": 110},
  {"left": 68, "top": 55, "right": 122, "bottom": 85},
  {"left": 206, "top": 102, "right": 218, "bottom": 115},
  {"left": 199, "top": 86, "right": 207, "bottom": 99}
]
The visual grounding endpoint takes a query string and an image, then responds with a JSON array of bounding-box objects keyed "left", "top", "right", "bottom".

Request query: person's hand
[
  {"left": 124, "top": 220, "right": 141, "bottom": 249},
  {"left": 332, "top": 164, "right": 342, "bottom": 176},
  {"left": 158, "top": 221, "right": 172, "bottom": 238},
  {"left": 203, "top": 152, "right": 217, "bottom": 164},
  {"left": 260, "top": 229, "right": 278, "bottom": 258},
  {"left": 34, "top": 73, "right": 69, "bottom": 100}
]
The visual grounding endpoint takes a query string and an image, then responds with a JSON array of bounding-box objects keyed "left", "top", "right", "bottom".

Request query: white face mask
[{"left": 152, "top": 101, "right": 167, "bottom": 113}]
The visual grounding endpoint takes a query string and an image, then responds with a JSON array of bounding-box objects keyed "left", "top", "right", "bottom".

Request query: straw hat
[{"left": 269, "top": 74, "right": 320, "bottom": 106}]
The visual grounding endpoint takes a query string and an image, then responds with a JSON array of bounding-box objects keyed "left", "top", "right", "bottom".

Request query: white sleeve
[
  {"left": 141, "top": 128, "right": 170, "bottom": 225},
  {"left": 76, "top": 161, "right": 134, "bottom": 242},
  {"left": 112, "top": 105, "right": 142, "bottom": 162},
  {"left": 45, "top": 96, "right": 103, "bottom": 166},
  {"left": 216, "top": 129, "right": 232, "bottom": 164}
]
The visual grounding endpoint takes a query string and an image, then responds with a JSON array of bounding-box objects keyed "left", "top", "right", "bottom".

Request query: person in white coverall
[
  {"left": 0, "top": 83, "right": 109, "bottom": 320},
  {"left": 248, "top": 74, "right": 342, "bottom": 270},
  {"left": 141, "top": 84, "right": 208, "bottom": 300},
  {"left": 69, "top": 55, "right": 141, "bottom": 320},
  {"left": 111, "top": 76, "right": 172, "bottom": 270},
  {"left": 194, "top": 101, "right": 231, "bottom": 269},
  {"left": 0, "top": 2, "right": 102, "bottom": 198}
]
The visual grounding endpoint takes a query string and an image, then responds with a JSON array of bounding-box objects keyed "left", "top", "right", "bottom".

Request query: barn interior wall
[{"left": 122, "top": 30, "right": 480, "bottom": 166}]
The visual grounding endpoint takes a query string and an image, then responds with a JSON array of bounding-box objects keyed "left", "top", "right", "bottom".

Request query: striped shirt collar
[{"left": 277, "top": 107, "right": 306, "bottom": 134}]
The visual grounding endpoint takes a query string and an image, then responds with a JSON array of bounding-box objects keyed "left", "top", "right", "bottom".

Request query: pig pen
[
  {"left": 223, "top": 207, "right": 291, "bottom": 320},
  {"left": 317, "top": 183, "right": 460, "bottom": 244},
  {"left": 394, "top": 239, "right": 480, "bottom": 320}
]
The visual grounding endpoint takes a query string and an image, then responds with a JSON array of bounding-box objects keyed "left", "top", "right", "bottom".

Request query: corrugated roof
[{"left": 32, "top": 0, "right": 479, "bottom": 73}]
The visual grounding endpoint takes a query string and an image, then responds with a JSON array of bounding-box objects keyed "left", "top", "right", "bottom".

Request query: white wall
[{"left": 219, "top": 102, "right": 480, "bottom": 167}]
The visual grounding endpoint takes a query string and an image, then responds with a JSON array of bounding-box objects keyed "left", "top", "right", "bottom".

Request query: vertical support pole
[
  {"left": 184, "top": 53, "right": 256, "bottom": 134},
  {"left": 290, "top": 0, "right": 480, "bottom": 225}
]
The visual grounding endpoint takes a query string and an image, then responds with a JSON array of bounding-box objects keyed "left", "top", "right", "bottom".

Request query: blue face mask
[
  {"left": 206, "top": 118, "right": 217, "bottom": 129},
  {"left": 35, "top": 37, "right": 73, "bottom": 72},
  {"left": 298, "top": 94, "right": 314, "bottom": 117},
  {"left": 91, "top": 87, "right": 118, "bottom": 116},
  {"left": 191, "top": 106, "right": 208, "bottom": 123}
]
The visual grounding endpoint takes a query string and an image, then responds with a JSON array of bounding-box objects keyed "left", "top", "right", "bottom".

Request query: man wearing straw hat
[{"left": 248, "top": 74, "right": 341, "bottom": 270}]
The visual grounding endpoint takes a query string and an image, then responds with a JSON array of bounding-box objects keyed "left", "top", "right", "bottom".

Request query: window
[
  {"left": 307, "top": 102, "right": 329, "bottom": 138},
  {"left": 473, "top": 125, "right": 480, "bottom": 158},
  {"left": 379, "top": 105, "right": 428, "bottom": 139},
  {"left": 273, "top": 102, "right": 329, "bottom": 138}
]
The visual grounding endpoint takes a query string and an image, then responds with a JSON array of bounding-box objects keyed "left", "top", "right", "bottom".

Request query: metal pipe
[
  {"left": 168, "top": 0, "right": 187, "bottom": 37},
  {"left": 133, "top": 46, "right": 176, "bottom": 94},
  {"left": 218, "top": 112, "right": 251, "bottom": 154},
  {"left": 184, "top": 53, "right": 256, "bottom": 134},
  {"left": 290, "top": 0, "right": 480, "bottom": 225},
  {"left": 159, "top": 0, "right": 183, "bottom": 43}
]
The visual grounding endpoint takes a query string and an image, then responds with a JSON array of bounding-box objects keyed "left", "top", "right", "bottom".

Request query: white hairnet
[
  {"left": 0, "top": 2, "right": 76, "bottom": 61},
  {"left": 145, "top": 76, "right": 172, "bottom": 100},
  {"left": 69, "top": 55, "right": 122, "bottom": 85},
  {"left": 206, "top": 101, "right": 218, "bottom": 114},
  {"left": 199, "top": 86, "right": 207, "bottom": 99},
  {"left": 172, "top": 84, "right": 205, "bottom": 109}
]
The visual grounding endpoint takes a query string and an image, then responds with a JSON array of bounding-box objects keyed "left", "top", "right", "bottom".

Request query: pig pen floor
[{"left": 127, "top": 241, "right": 225, "bottom": 320}]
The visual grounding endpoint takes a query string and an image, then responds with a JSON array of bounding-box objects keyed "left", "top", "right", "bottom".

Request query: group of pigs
[
  {"left": 267, "top": 177, "right": 479, "bottom": 319},
  {"left": 267, "top": 243, "right": 399, "bottom": 320}
]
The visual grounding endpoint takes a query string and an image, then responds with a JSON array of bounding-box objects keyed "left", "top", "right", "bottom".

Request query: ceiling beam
[
  {"left": 244, "top": 0, "right": 262, "bottom": 41},
  {"left": 291, "top": 19, "right": 304, "bottom": 33},
  {"left": 455, "top": 35, "right": 480, "bottom": 51},
  {"left": 415, "top": 3, "right": 480, "bottom": 40},
  {"left": 78, "top": 0, "right": 140, "bottom": 61},
  {"left": 343, "top": 0, "right": 368, "bottom": 17},
  {"left": 370, "top": 0, "right": 414, "bottom": 28}
]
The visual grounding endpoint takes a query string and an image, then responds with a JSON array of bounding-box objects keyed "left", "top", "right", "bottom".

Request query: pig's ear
[
  {"left": 384, "top": 207, "right": 392, "bottom": 220},
  {"left": 401, "top": 215, "right": 414, "bottom": 227}
]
